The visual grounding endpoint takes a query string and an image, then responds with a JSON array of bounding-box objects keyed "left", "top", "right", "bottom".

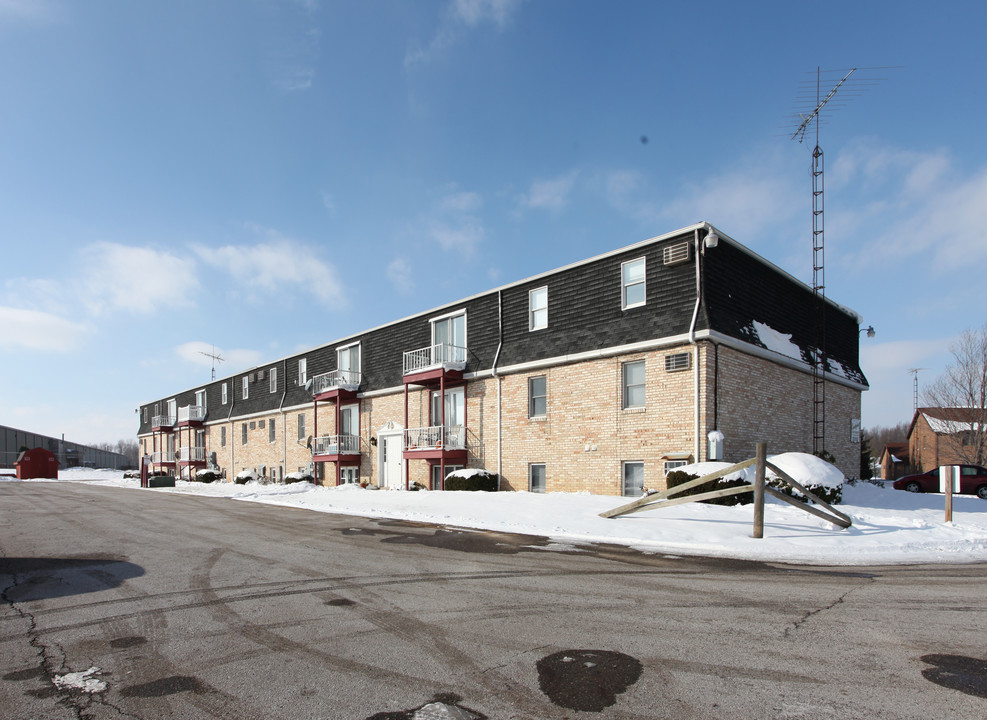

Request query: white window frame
[
  {"left": 622, "top": 461, "right": 644, "bottom": 497},
  {"left": 340, "top": 466, "right": 359, "bottom": 484},
  {"left": 270, "top": 367, "right": 278, "bottom": 394},
  {"left": 622, "top": 360, "right": 646, "bottom": 409},
  {"left": 337, "top": 342, "right": 361, "bottom": 376},
  {"left": 195, "top": 389, "right": 207, "bottom": 410},
  {"left": 529, "top": 463, "right": 546, "bottom": 493},
  {"left": 430, "top": 309, "right": 467, "bottom": 349},
  {"left": 663, "top": 459, "right": 688, "bottom": 474},
  {"left": 241, "top": 423, "right": 248, "bottom": 445},
  {"left": 242, "top": 376, "right": 249, "bottom": 400},
  {"left": 298, "top": 358, "right": 307, "bottom": 386},
  {"left": 222, "top": 383, "right": 228, "bottom": 405},
  {"left": 220, "top": 426, "right": 226, "bottom": 447},
  {"left": 297, "top": 413, "right": 306, "bottom": 440},
  {"left": 431, "top": 463, "right": 464, "bottom": 490},
  {"left": 621, "top": 257, "right": 646, "bottom": 310},
  {"left": 340, "top": 403, "right": 359, "bottom": 438},
  {"left": 528, "top": 375, "right": 547, "bottom": 418},
  {"left": 142, "top": 407, "right": 148, "bottom": 423},
  {"left": 529, "top": 286, "right": 548, "bottom": 331}
]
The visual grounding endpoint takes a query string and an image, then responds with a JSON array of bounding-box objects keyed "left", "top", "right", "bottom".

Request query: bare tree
[{"left": 922, "top": 323, "right": 987, "bottom": 466}]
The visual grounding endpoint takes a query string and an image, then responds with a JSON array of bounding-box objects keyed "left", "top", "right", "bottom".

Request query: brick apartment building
[{"left": 137, "top": 223, "right": 869, "bottom": 496}]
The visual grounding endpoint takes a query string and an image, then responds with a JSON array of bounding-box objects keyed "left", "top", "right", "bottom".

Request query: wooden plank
[
  {"left": 598, "top": 457, "right": 756, "bottom": 519},
  {"left": 764, "top": 486, "right": 852, "bottom": 529},
  {"left": 764, "top": 461, "right": 852, "bottom": 526},
  {"left": 621, "top": 484, "right": 754, "bottom": 515}
]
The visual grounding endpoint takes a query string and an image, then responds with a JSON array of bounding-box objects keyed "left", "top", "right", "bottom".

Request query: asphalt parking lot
[{"left": 2, "top": 482, "right": 986, "bottom": 719}]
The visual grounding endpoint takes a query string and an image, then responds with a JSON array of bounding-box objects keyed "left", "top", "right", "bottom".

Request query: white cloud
[
  {"left": 81, "top": 243, "right": 199, "bottom": 316},
  {"left": 0, "top": 306, "right": 88, "bottom": 351},
  {"left": 440, "top": 191, "right": 482, "bottom": 213},
  {"left": 430, "top": 220, "right": 485, "bottom": 256},
  {"left": 387, "top": 257, "right": 415, "bottom": 294},
  {"left": 194, "top": 227, "right": 346, "bottom": 307},
  {"left": 520, "top": 172, "right": 578, "bottom": 212},
  {"left": 405, "top": 0, "right": 523, "bottom": 66},
  {"left": 831, "top": 142, "right": 987, "bottom": 272}
]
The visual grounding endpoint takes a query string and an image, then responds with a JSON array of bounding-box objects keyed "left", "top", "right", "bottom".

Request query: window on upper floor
[
  {"left": 622, "top": 360, "right": 646, "bottom": 409},
  {"left": 431, "top": 311, "right": 466, "bottom": 350},
  {"left": 621, "top": 257, "right": 646, "bottom": 309},
  {"left": 222, "top": 382, "right": 228, "bottom": 405},
  {"left": 195, "top": 389, "right": 206, "bottom": 410},
  {"left": 270, "top": 367, "right": 278, "bottom": 394},
  {"left": 529, "top": 286, "right": 548, "bottom": 331},
  {"left": 298, "top": 358, "right": 307, "bottom": 386},
  {"left": 242, "top": 376, "right": 249, "bottom": 400},
  {"left": 338, "top": 343, "right": 361, "bottom": 382},
  {"left": 142, "top": 407, "right": 148, "bottom": 423},
  {"left": 528, "top": 376, "right": 547, "bottom": 418}
]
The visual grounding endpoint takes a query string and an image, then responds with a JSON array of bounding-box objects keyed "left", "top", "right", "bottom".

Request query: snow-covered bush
[
  {"left": 234, "top": 469, "right": 257, "bottom": 485},
  {"left": 195, "top": 469, "right": 222, "bottom": 483},
  {"left": 444, "top": 468, "right": 498, "bottom": 492},
  {"left": 672, "top": 452, "right": 845, "bottom": 506},
  {"left": 665, "top": 470, "right": 751, "bottom": 506},
  {"left": 284, "top": 472, "right": 314, "bottom": 484}
]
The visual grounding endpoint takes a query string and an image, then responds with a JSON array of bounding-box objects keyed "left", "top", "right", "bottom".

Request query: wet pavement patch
[
  {"left": 110, "top": 635, "right": 147, "bottom": 649},
  {"left": 365, "top": 692, "right": 486, "bottom": 719},
  {"left": 920, "top": 654, "right": 987, "bottom": 698},
  {"left": 120, "top": 675, "right": 210, "bottom": 698},
  {"left": 326, "top": 598, "right": 356, "bottom": 606},
  {"left": 537, "top": 649, "right": 643, "bottom": 712},
  {"left": 3, "top": 666, "right": 45, "bottom": 681}
]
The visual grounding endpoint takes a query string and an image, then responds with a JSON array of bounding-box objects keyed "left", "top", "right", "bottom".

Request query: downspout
[
  {"left": 228, "top": 379, "right": 235, "bottom": 480},
  {"left": 688, "top": 228, "right": 702, "bottom": 462},
  {"left": 279, "top": 358, "right": 287, "bottom": 481},
  {"left": 492, "top": 290, "right": 504, "bottom": 486}
]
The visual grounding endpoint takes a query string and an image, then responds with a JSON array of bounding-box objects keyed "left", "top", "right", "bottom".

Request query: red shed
[{"left": 15, "top": 447, "right": 60, "bottom": 479}]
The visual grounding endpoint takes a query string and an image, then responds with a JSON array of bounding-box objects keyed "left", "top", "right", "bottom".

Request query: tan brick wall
[
  {"left": 497, "top": 345, "right": 700, "bottom": 494},
  {"left": 713, "top": 345, "right": 861, "bottom": 478},
  {"left": 144, "top": 340, "right": 862, "bottom": 492}
]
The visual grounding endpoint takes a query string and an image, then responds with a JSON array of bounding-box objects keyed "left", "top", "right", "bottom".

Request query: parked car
[{"left": 892, "top": 465, "right": 987, "bottom": 499}]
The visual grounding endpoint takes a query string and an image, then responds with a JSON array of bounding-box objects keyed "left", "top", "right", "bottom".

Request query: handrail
[
  {"left": 311, "top": 369, "right": 362, "bottom": 395},
  {"left": 312, "top": 434, "right": 360, "bottom": 455},
  {"left": 403, "top": 343, "right": 467, "bottom": 375},
  {"left": 403, "top": 425, "right": 466, "bottom": 451}
]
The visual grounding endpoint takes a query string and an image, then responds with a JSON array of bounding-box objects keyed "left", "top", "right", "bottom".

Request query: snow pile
[
  {"left": 677, "top": 452, "right": 844, "bottom": 489},
  {"left": 9, "top": 467, "right": 987, "bottom": 565},
  {"left": 53, "top": 667, "right": 106, "bottom": 693}
]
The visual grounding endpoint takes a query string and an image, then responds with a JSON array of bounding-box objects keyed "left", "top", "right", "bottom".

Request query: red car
[{"left": 892, "top": 465, "right": 987, "bottom": 499}]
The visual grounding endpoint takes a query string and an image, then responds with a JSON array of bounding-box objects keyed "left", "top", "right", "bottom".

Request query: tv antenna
[
  {"left": 199, "top": 346, "right": 225, "bottom": 381},
  {"left": 907, "top": 368, "right": 927, "bottom": 414},
  {"left": 787, "top": 66, "right": 893, "bottom": 455}
]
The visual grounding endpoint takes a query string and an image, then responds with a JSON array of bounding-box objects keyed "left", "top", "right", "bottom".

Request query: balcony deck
[
  {"left": 151, "top": 415, "right": 176, "bottom": 431},
  {"left": 311, "top": 434, "right": 361, "bottom": 463},
  {"left": 402, "top": 426, "right": 467, "bottom": 462},
  {"left": 150, "top": 451, "right": 176, "bottom": 466},
  {"left": 176, "top": 405, "right": 206, "bottom": 427},
  {"left": 402, "top": 344, "right": 467, "bottom": 385},
  {"left": 312, "top": 370, "right": 361, "bottom": 402},
  {"left": 176, "top": 447, "right": 207, "bottom": 466}
]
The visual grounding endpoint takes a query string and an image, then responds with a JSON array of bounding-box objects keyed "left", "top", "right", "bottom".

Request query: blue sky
[{"left": 2, "top": 0, "right": 985, "bottom": 445}]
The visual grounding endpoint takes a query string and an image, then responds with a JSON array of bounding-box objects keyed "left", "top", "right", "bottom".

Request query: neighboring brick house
[
  {"left": 137, "top": 223, "right": 869, "bottom": 496},
  {"left": 907, "top": 407, "right": 987, "bottom": 473},
  {"left": 879, "top": 442, "right": 910, "bottom": 480}
]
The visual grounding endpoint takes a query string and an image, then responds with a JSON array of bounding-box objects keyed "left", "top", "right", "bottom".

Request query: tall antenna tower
[
  {"left": 199, "top": 346, "right": 225, "bottom": 381},
  {"left": 907, "top": 368, "right": 926, "bottom": 414}
]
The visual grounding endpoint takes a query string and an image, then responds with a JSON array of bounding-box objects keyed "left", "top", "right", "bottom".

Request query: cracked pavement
[{"left": 3, "top": 481, "right": 987, "bottom": 719}]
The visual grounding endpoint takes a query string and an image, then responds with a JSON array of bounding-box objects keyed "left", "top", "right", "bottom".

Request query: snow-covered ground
[{"left": 6, "top": 464, "right": 987, "bottom": 566}]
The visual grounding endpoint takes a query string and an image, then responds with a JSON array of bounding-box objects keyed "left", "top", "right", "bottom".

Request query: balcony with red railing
[
  {"left": 402, "top": 343, "right": 467, "bottom": 385},
  {"left": 312, "top": 369, "right": 361, "bottom": 402},
  {"left": 176, "top": 405, "right": 206, "bottom": 427},
  {"left": 311, "top": 434, "right": 361, "bottom": 463}
]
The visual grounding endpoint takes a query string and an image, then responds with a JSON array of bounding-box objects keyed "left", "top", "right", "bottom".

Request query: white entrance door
[{"left": 379, "top": 432, "right": 404, "bottom": 489}]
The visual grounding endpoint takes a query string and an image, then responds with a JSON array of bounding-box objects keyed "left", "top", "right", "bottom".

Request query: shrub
[
  {"left": 664, "top": 470, "right": 753, "bottom": 506},
  {"left": 444, "top": 468, "right": 499, "bottom": 492},
  {"left": 284, "top": 472, "right": 314, "bottom": 484},
  {"left": 769, "top": 480, "right": 842, "bottom": 505},
  {"left": 195, "top": 469, "right": 222, "bottom": 483},
  {"left": 234, "top": 469, "right": 257, "bottom": 485}
]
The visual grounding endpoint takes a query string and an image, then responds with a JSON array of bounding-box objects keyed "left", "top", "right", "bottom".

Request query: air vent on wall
[
  {"left": 663, "top": 241, "right": 691, "bottom": 266},
  {"left": 665, "top": 352, "right": 691, "bottom": 372},
  {"left": 258, "top": 369, "right": 265, "bottom": 381}
]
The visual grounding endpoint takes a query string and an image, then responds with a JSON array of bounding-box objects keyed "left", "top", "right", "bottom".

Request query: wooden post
[
  {"left": 941, "top": 465, "right": 955, "bottom": 523},
  {"left": 753, "top": 442, "right": 766, "bottom": 539}
]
